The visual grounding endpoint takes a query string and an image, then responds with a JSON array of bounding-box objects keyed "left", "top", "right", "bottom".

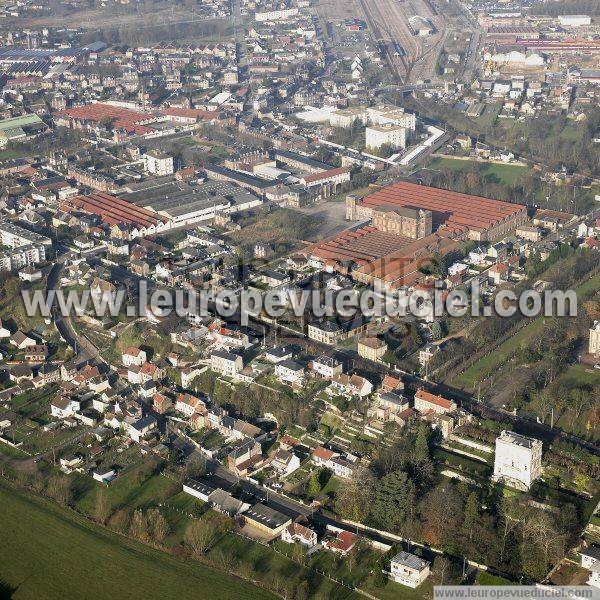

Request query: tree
[
  {"left": 108, "top": 509, "right": 130, "bottom": 533},
  {"left": 46, "top": 474, "right": 72, "bottom": 505},
  {"left": 334, "top": 465, "right": 374, "bottom": 522},
  {"left": 129, "top": 509, "right": 149, "bottom": 542},
  {"left": 94, "top": 487, "right": 111, "bottom": 525},
  {"left": 184, "top": 520, "right": 216, "bottom": 557},
  {"left": 370, "top": 469, "right": 416, "bottom": 533},
  {"left": 462, "top": 491, "right": 480, "bottom": 541},
  {"left": 306, "top": 472, "right": 321, "bottom": 499},
  {"left": 433, "top": 556, "right": 452, "bottom": 585},
  {"left": 147, "top": 508, "right": 170, "bottom": 544}
]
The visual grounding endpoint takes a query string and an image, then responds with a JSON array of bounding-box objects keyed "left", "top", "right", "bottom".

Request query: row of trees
[{"left": 332, "top": 422, "right": 577, "bottom": 581}]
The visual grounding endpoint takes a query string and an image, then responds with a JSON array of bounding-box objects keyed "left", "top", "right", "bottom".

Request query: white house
[
  {"left": 468, "top": 246, "right": 488, "bottom": 265},
  {"left": 389, "top": 552, "right": 430, "bottom": 588},
  {"left": 51, "top": 396, "right": 80, "bottom": 419},
  {"left": 122, "top": 347, "right": 147, "bottom": 367},
  {"left": 10, "top": 330, "right": 36, "bottom": 349},
  {"left": 210, "top": 350, "right": 243, "bottom": 378},
  {"left": 0, "top": 319, "right": 10, "bottom": 338},
  {"left": 275, "top": 359, "right": 305, "bottom": 385},
  {"left": 281, "top": 522, "right": 318, "bottom": 548},
  {"left": 271, "top": 449, "right": 301, "bottom": 476},
  {"left": 493, "top": 430, "right": 543, "bottom": 490},
  {"left": 581, "top": 545, "right": 600, "bottom": 589},
  {"left": 330, "top": 374, "right": 373, "bottom": 398},
  {"left": 310, "top": 355, "right": 343, "bottom": 379}
]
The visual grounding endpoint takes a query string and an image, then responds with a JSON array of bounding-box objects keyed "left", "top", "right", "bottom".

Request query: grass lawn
[
  {"left": 476, "top": 571, "right": 512, "bottom": 585},
  {"left": 575, "top": 273, "right": 600, "bottom": 298},
  {"left": 361, "top": 577, "right": 433, "bottom": 600},
  {"left": 0, "top": 479, "right": 275, "bottom": 600},
  {"left": 0, "top": 440, "right": 29, "bottom": 458},
  {"left": 73, "top": 465, "right": 179, "bottom": 516},
  {"left": 453, "top": 317, "right": 547, "bottom": 389},
  {"left": 559, "top": 363, "right": 600, "bottom": 387},
  {"left": 434, "top": 448, "right": 492, "bottom": 478},
  {"left": 428, "top": 156, "right": 528, "bottom": 186},
  {"left": 209, "top": 533, "right": 358, "bottom": 599}
]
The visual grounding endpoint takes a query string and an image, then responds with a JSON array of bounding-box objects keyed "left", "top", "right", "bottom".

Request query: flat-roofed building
[
  {"left": 389, "top": 552, "right": 430, "bottom": 588},
  {"left": 493, "top": 430, "right": 543, "bottom": 490},
  {"left": 243, "top": 503, "right": 292, "bottom": 537}
]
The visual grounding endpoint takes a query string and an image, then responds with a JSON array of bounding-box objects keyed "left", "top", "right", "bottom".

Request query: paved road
[{"left": 46, "top": 254, "right": 108, "bottom": 367}]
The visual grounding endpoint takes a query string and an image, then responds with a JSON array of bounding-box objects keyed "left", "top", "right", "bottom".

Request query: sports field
[{"left": 0, "top": 479, "right": 275, "bottom": 600}]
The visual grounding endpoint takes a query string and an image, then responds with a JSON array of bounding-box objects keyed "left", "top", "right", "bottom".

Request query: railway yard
[{"left": 358, "top": 0, "right": 450, "bottom": 83}]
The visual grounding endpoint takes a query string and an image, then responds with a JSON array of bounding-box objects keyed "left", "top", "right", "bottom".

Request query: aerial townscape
[{"left": 0, "top": 0, "right": 599, "bottom": 598}]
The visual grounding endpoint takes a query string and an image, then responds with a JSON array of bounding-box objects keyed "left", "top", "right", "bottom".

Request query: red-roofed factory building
[
  {"left": 62, "top": 192, "right": 168, "bottom": 239},
  {"left": 55, "top": 102, "right": 159, "bottom": 137},
  {"left": 304, "top": 181, "right": 526, "bottom": 290}
]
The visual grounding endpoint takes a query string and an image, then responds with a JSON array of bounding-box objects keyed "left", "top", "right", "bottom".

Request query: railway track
[{"left": 358, "top": 0, "right": 410, "bottom": 82}]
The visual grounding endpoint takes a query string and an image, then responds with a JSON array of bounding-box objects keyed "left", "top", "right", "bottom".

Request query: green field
[
  {"left": 0, "top": 479, "right": 275, "bottom": 600},
  {"left": 454, "top": 272, "right": 600, "bottom": 389},
  {"left": 453, "top": 317, "right": 547, "bottom": 389},
  {"left": 428, "top": 156, "right": 528, "bottom": 186}
]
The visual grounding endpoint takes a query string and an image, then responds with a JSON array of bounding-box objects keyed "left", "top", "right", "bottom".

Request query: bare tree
[{"left": 184, "top": 520, "right": 216, "bottom": 557}]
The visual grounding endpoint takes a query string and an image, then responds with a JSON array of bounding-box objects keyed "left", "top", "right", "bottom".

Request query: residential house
[
  {"left": 414, "top": 389, "right": 456, "bottom": 415},
  {"left": 227, "top": 438, "right": 262, "bottom": 475},
  {"left": 330, "top": 373, "right": 373, "bottom": 398},
  {"left": 357, "top": 337, "right": 387, "bottom": 361},
  {"left": 264, "top": 346, "right": 294, "bottom": 363},
  {"left": 580, "top": 545, "right": 600, "bottom": 589},
  {"left": 389, "top": 552, "right": 430, "bottom": 588},
  {"left": 281, "top": 522, "right": 318, "bottom": 548},
  {"left": 122, "top": 347, "right": 147, "bottom": 367},
  {"left": 129, "top": 415, "right": 158, "bottom": 443},
  {"left": 419, "top": 344, "right": 438, "bottom": 366},
  {"left": 275, "top": 359, "right": 305, "bottom": 385},
  {"left": 323, "top": 528, "right": 357, "bottom": 555},
  {"left": 175, "top": 392, "right": 205, "bottom": 417},
  {"left": 210, "top": 350, "right": 243, "bottom": 378},
  {"left": 271, "top": 449, "right": 300, "bottom": 476},
  {"left": 11, "top": 330, "right": 36, "bottom": 349},
  {"left": 310, "top": 355, "right": 343, "bottom": 379},
  {"left": 51, "top": 395, "right": 80, "bottom": 418}
]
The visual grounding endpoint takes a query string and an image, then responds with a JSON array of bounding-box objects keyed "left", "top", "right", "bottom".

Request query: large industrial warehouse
[{"left": 306, "top": 181, "right": 527, "bottom": 290}]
